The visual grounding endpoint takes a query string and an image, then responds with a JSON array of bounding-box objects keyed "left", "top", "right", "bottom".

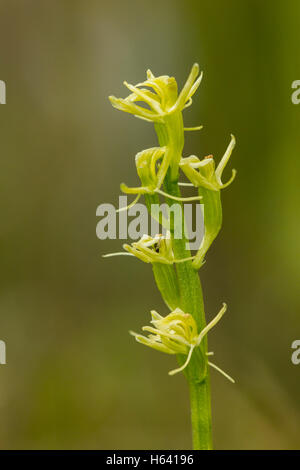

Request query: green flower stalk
[{"left": 105, "top": 64, "right": 237, "bottom": 450}]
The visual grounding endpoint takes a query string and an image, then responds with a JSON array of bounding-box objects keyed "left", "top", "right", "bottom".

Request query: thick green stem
[
  {"left": 189, "top": 379, "right": 213, "bottom": 450},
  {"left": 155, "top": 120, "right": 213, "bottom": 450}
]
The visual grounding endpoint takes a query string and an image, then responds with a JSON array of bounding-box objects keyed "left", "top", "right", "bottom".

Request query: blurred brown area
[{"left": 0, "top": 0, "right": 299, "bottom": 449}]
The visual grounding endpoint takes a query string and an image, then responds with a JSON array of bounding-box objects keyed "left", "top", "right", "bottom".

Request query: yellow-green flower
[
  {"left": 180, "top": 134, "right": 236, "bottom": 191},
  {"left": 109, "top": 63, "right": 202, "bottom": 123},
  {"left": 130, "top": 303, "right": 234, "bottom": 382},
  {"left": 119, "top": 146, "right": 203, "bottom": 207},
  {"left": 104, "top": 234, "right": 195, "bottom": 265}
]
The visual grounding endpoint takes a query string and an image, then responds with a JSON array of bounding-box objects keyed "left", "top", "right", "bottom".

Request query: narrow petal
[
  {"left": 129, "top": 331, "right": 174, "bottom": 354},
  {"left": 172, "top": 63, "right": 200, "bottom": 111},
  {"left": 196, "top": 303, "right": 227, "bottom": 346},
  {"left": 123, "top": 81, "right": 163, "bottom": 114},
  {"left": 215, "top": 134, "right": 236, "bottom": 185},
  {"left": 168, "top": 345, "right": 195, "bottom": 376},
  {"left": 208, "top": 361, "right": 235, "bottom": 383}
]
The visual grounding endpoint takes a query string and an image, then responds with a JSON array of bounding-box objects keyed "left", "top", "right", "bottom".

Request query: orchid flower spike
[
  {"left": 130, "top": 303, "right": 234, "bottom": 382},
  {"left": 103, "top": 233, "right": 195, "bottom": 265},
  {"left": 180, "top": 134, "right": 237, "bottom": 191},
  {"left": 109, "top": 63, "right": 203, "bottom": 123}
]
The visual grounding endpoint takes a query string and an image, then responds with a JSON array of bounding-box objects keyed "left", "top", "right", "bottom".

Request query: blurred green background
[{"left": 0, "top": 0, "right": 299, "bottom": 449}]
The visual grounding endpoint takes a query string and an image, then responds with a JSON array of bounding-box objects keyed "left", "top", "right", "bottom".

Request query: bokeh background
[{"left": 0, "top": 0, "right": 299, "bottom": 450}]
